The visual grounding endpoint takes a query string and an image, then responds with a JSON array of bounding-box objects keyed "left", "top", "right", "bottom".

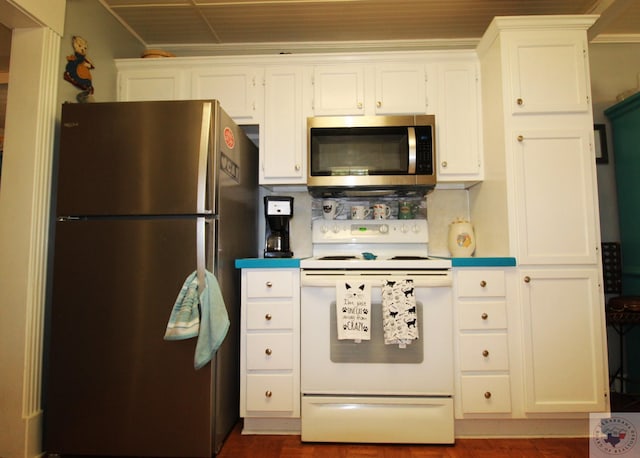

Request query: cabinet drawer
[
  {"left": 459, "top": 334, "right": 509, "bottom": 371},
  {"left": 246, "top": 374, "right": 294, "bottom": 412},
  {"left": 246, "top": 333, "right": 293, "bottom": 370},
  {"left": 247, "top": 301, "right": 294, "bottom": 330},
  {"left": 458, "top": 302, "right": 507, "bottom": 330},
  {"left": 460, "top": 375, "right": 512, "bottom": 413},
  {"left": 247, "top": 270, "right": 295, "bottom": 298},
  {"left": 457, "top": 270, "right": 505, "bottom": 297}
]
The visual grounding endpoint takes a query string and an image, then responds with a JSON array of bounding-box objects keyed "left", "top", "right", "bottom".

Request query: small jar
[{"left": 448, "top": 219, "right": 476, "bottom": 257}]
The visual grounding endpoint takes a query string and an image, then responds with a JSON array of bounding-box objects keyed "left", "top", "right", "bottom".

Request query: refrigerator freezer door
[
  {"left": 56, "top": 100, "right": 215, "bottom": 217},
  {"left": 44, "top": 217, "right": 221, "bottom": 457}
]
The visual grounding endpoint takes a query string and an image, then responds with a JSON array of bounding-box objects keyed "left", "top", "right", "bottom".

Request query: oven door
[{"left": 300, "top": 273, "right": 453, "bottom": 396}]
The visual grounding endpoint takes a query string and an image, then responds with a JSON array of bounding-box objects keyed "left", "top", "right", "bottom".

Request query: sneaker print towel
[
  {"left": 381, "top": 279, "right": 418, "bottom": 347},
  {"left": 336, "top": 280, "right": 371, "bottom": 342}
]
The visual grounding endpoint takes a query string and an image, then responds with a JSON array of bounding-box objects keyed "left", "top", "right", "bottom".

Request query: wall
[
  {"left": 589, "top": 42, "right": 640, "bottom": 243},
  {"left": 58, "top": 0, "right": 144, "bottom": 105}
]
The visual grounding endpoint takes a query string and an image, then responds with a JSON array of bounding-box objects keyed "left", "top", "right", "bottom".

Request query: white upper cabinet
[
  {"left": 435, "top": 60, "right": 483, "bottom": 183},
  {"left": 191, "top": 66, "right": 263, "bottom": 123},
  {"left": 118, "top": 68, "right": 188, "bottom": 101},
  {"left": 374, "top": 63, "right": 428, "bottom": 115},
  {"left": 312, "top": 62, "right": 429, "bottom": 116},
  {"left": 312, "top": 64, "right": 365, "bottom": 116},
  {"left": 506, "top": 32, "right": 590, "bottom": 114},
  {"left": 261, "top": 66, "right": 306, "bottom": 185}
]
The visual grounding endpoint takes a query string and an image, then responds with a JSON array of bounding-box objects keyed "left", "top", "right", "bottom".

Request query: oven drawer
[
  {"left": 458, "top": 301, "right": 507, "bottom": 330},
  {"left": 246, "top": 374, "right": 294, "bottom": 412},
  {"left": 301, "top": 395, "right": 454, "bottom": 444},
  {"left": 246, "top": 333, "right": 293, "bottom": 370},
  {"left": 246, "top": 270, "right": 295, "bottom": 298},
  {"left": 458, "top": 334, "right": 509, "bottom": 371},
  {"left": 456, "top": 270, "right": 506, "bottom": 297},
  {"left": 460, "top": 375, "right": 512, "bottom": 413},
  {"left": 247, "top": 301, "right": 294, "bottom": 330}
]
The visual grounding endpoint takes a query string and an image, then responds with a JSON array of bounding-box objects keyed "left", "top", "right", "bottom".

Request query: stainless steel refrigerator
[{"left": 44, "top": 100, "right": 258, "bottom": 457}]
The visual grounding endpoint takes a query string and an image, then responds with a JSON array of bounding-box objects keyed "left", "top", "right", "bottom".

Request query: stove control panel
[{"left": 312, "top": 219, "right": 428, "bottom": 244}]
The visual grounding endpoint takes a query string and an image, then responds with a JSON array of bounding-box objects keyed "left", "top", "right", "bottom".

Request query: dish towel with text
[
  {"left": 164, "top": 270, "right": 230, "bottom": 370},
  {"left": 381, "top": 279, "right": 418, "bottom": 347},
  {"left": 336, "top": 280, "right": 371, "bottom": 342}
]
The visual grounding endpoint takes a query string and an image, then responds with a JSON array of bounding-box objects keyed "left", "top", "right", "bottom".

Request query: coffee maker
[{"left": 264, "top": 196, "right": 294, "bottom": 258}]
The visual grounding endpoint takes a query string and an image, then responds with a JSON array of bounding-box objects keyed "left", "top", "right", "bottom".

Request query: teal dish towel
[{"left": 164, "top": 270, "right": 230, "bottom": 370}]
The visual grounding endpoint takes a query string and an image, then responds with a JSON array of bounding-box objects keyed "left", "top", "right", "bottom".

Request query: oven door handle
[{"left": 300, "top": 271, "right": 452, "bottom": 287}]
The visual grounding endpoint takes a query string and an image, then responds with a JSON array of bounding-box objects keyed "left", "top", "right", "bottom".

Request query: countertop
[
  {"left": 235, "top": 258, "right": 301, "bottom": 269},
  {"left": 235, "top": 257, "right": 515, "bottom": 268}
]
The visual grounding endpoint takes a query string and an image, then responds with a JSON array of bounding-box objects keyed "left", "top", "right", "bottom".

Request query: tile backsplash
[{"left": 259, "top": 187, "right": 470, "bottom": 259}]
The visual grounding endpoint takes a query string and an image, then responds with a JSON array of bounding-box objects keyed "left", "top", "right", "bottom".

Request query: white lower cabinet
[
  {"left": 454, "top": 268, "right": 513, "bottom": 417},
  {"left": 240, "top": 268, "right": 300, "bottom": 427}
]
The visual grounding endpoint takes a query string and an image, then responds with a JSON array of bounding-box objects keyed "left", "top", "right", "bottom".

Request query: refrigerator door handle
[
  {"left": 196, "top": 216, "right": 206, "bottom": 291},
  {"left": 197, "top": 102, "right": 213, "bottom": 215}
]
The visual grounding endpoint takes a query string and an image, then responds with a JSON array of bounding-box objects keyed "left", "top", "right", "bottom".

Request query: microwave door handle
[{"left": 407, "top": 127, "right": 416, "bottom": 174}]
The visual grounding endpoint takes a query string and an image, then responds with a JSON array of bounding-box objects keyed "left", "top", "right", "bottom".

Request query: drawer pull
[
  {"left": 480, "top": 280, "right": 487, "bottom": 287},
  {"left": 266, "top": 281, "right": 273, "bottom": 288},
  {"left": 481, "top": 312, "right": 489, "bottom": 320},
  {"left": 265, "top": 313, "right": 272, "bottom": 321},
  {"left": 482, "top": 349, "right": 490, "bottom": 357},
  {"left": 265, "top": 348, "right": 273, "bottom": 356},
  {"left": 484, "top": 391, "right": 492, "bottom": 399},
  {"left": 265, "top": 390, "right": 273, "bottom": 398}
]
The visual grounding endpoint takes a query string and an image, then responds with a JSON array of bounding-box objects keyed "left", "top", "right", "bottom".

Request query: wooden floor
[{"left": 217, "top": 423, "right": 589, "bottom": 457}]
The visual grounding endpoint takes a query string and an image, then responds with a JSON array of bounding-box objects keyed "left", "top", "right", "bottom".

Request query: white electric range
[{"left": 299, "top": 219, "right": 454, "bottom": 444}]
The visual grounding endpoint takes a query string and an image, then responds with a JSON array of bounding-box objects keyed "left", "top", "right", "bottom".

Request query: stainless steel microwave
[{"left": 307, "top": 115, "right": 436, "bottom": 196}]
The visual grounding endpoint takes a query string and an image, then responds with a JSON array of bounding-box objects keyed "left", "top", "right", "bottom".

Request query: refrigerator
[{"left": 43, "top": 100, "right": 258, "bottom": 457}]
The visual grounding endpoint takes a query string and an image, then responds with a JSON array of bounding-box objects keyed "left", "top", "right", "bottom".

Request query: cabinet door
[
  {"left": 511, "top": 129, "right": 598, "bottom": 264},
  {"left": 520, "top": 268, "right": 607, "bottom": 412},
  {"left": 436, "top": 61, "right": 483, "bottom": 181},
  {"left": 374, "top": 63, "right": 427, "bottom": 115},
  {"left": 313, "top": 65, "right": 365, "bottom": 116},
  {"left": 507, "top": 33, "right": 590, "bottom": 114},
  {"left": 262, "top": 66, "right": 305, "bottom": 184},
  {"left": 191, "top": 67, "right": 263, "bottom": 122},
  {"left": 118, "top": 70, "right": 187, "bottom": 101}
]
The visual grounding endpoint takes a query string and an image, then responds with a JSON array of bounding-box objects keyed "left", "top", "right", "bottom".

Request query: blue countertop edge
[
  {"left": 451, "top": 257, "right": 517, "bottom": 267},
  {"left": 235, "top": 258, "right": 301, "bottom": 269},
  {"left": 235, "top": 257, "right": 515, "bottom": 268}
]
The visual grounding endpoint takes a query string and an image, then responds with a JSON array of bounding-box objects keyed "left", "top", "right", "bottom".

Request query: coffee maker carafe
[{"left": 264, "top": 196, "right": 294, "bottom": 258}]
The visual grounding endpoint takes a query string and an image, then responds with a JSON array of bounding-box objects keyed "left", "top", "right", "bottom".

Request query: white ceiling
[{"left": 100, "top": 0, "right": 640, "bottom": 55}]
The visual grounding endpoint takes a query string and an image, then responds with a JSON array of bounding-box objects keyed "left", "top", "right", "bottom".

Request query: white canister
[{"left": 448, "top": 219, "right": 476, "bottom": 257}]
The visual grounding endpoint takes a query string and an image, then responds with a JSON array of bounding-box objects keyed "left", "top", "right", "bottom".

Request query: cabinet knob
[
  {"left": 265, "top": 390, "right": 273, "bottom": 398},
  {"left": 265, "top": 348, "right": 273, "bottom": 356},
  {"left": 266, "top": 281, "right": 273, "bottom": 288},
  {"left": 524, "top": 276, "right": 531, "bottom": 283},
  {"left": 357, "top": 102, "right": 363, "bottom": 109},
  {"left": 484, "top": 391, "right": 492, "bottom": 399},
  {"left": 376, "top": 101, "right": 382, "bottom": 108},
  {"left": 481, "top": 312, "right": 488, "bottom": 320},
  {"left": 517, "top": 135, "right": 524, "bottom": 142},
  {"left": 265, "top": 313, "right": 272, "bottom": 321},
  {"left": 517, "top": 98, "right": 523, "bottom": 106},
  {"left": 482, "top": 349, "right": 490, "bottom": 357},
  {"left": 295, "top": 164, "right": 301, "bottom": 171},
  {"left": 441, "top": 161, "right": 448, "bottom": 168},
  {"left": 480, "top": 280, "right": 487, "bottom": 287}
]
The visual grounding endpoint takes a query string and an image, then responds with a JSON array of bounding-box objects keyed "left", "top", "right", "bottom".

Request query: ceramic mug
[
  {"left": 322, "top": 200, "right": 343, "bottom": 220},
  {"left": 398, "top": 201, "right": 417, "bottom": 219},
  {"left": 350, "top": 205, "right": 371, "bottom": 220},
  {"left": 372, "top": 203, "right": 391, "bottom": 220}
]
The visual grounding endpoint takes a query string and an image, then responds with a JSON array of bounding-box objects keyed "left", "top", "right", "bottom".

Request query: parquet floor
[{"left": 217, "top": 422, "right": 589, "bottom": 457}]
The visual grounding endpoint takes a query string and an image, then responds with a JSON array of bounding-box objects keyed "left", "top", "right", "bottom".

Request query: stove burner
[
  {"left": 318, "top": 255, "right": 358, "bottom": 261},
  {"left": 390, "top": 256, "right": 430, "bottom": 260}
]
